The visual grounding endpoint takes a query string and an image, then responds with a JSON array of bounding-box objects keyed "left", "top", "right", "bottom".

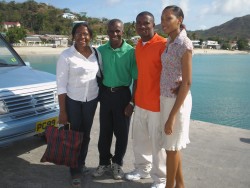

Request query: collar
[
  {"left": 167, "top": 29, "right": 187, "bottom": 46},
  {"left": 69, "top": 45, "right": 77, "bottom": 53},
  {"left": 69, "top": 45, "right": 94, "bottom": 55},
  {"left": 138, "top": 33, "right": 159, "bottom": 45},
  {"left": 107, "top": 39, "right": 127, "bottom": 51}
]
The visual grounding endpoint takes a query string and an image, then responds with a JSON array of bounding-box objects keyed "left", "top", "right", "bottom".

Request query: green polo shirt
[{"left": 98, "top": 40, "right": 137, "bottom": 87}]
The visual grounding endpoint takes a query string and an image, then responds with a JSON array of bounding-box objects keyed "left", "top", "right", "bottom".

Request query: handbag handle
[
  {"left": 64, "top": 123, "right": 70, "bottom": 130},
  {"left": 58, "top": 123, "right": 70, "bottom": 130},
  {"left": 93, "top": 47, "right": 103, "bottom": 79}
]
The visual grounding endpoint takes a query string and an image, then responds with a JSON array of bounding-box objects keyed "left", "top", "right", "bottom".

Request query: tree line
[{"left": 0, "top": 0, "right": 138, "bottom": 44}]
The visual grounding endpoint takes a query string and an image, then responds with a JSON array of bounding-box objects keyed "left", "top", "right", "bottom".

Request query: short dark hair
[
  {"left": 108, "top": 19, "right": 124, "bottom": 29},
  {"left": 72, "top": 22, "right": 93, "bottom": 39},
  {"left": 136, "top": 11, "right": 155, "bottom": 23},
  {"left": 163, "top": 5, "right": 186, "bottom": 30}
]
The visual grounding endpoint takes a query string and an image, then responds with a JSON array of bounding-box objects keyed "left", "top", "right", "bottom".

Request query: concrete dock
[{"left": 1, "top": 107, "right": 250, "bottom": 188}]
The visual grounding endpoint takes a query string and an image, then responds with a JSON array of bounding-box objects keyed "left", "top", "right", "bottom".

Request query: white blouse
[{"left": 56, "top": 45, "right": 102, "bottom": 102}]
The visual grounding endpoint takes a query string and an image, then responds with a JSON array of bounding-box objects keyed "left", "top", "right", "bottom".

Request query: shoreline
[
  {"left": 13, "top": 46, "right": 250, "bottom": 55},
  {"left": 193, "top": 48, "right": 249, "bottom": 55}
]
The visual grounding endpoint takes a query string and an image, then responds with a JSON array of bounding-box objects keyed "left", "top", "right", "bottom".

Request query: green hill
[
  {"left": 0, "top": 0, "right": 107, "bottom": 35},
  {"left": 155, "top": 14, "right": 250, "bottom": 40},
  {"left": 193, "top": 14, "right": 250, "bottom": 40}
]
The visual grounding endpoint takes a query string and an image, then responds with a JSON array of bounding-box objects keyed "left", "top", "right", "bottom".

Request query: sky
[{"left": 5, "top": 0, "right": 250, "bottom": 31}]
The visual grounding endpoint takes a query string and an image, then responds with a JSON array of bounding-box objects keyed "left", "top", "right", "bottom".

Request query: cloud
[
  {"left": 201, "top": 0, "right": 250, "bottom": 16},
  {"left": 161, "top": 0, "right": 190, "bottom": 16},
  {"left": 161, "top": 0, "right": 169, "bottom": 9},
  {"left": 195, "top": 0, "right": 250, "bottom": 30},
  {"left": 106, "top": 0, "right": 121, "bottom": 5},
  {"left": 161, "top": 0, "right": 181, "bottom": 9},
  {"left": 199, "top": 25, "right": 207, "bottom": 30},
  {"left": 179, "top": 0, "right": 190, "bottom": 16}
]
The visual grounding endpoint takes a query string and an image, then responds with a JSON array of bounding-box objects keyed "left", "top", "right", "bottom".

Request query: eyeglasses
[{"left": 75, "top": 32, "right": 89, "bottom": 37}]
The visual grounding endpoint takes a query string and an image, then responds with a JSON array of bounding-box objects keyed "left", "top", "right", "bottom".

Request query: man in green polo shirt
[{"left": 92, "top": 19, "right": 137, "bottom": 180}]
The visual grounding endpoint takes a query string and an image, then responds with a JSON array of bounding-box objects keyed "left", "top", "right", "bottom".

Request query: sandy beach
[
  {"left": 14, "top": 46, "right": 67, "bottom": 55},
  {"left": 13, "top": 46, "right": 249, "bottom": 55}
]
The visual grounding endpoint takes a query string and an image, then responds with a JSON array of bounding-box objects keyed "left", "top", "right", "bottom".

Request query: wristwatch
[{"left": 129, "top": 101, "right": 135, "bottom": 107}]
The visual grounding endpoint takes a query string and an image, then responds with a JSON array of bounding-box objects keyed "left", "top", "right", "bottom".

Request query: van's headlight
[{"left": 0, "top": 100, "right": 9, "bottom": 114}]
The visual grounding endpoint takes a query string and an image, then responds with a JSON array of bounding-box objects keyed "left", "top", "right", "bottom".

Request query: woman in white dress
[{"left": 160, "top": 5, "right": 193, "bottom": 188}]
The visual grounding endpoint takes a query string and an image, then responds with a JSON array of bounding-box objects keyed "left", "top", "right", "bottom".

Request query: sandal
[{"left": 71, "top": 178, "right": 81, "bottom": 188}]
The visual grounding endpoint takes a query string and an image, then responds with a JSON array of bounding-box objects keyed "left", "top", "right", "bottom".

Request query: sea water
[{"left": 21, "top": 54, "right": 250, "bottom": 130}]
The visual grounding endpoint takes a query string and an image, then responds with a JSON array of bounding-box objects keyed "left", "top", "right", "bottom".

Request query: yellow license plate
[{"left": 36, "top": 117, "right": 58, "bottom": 133}]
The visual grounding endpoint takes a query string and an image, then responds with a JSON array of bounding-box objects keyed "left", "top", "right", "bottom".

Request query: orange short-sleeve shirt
[{"left": 135, "top": 33, "right": 166, "bottom": 112}]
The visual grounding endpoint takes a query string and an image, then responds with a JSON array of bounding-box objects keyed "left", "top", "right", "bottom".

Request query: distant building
[
  {"left": 25, "top": 36, "right": 42, "bottom": 45},
  {"left": 41, "top": 34, "right": 69, "bottom": 47},
  {"left": 2, "top": 22, "right": 21, "bottom": 30},
  {"left": 202, "top": 40, "right": 220, "bottom": 49},
  {"left": 62, "top": 13, "right": 76, "bottom": 19},
  {"left": 94, "top": 35, "right": 109, "bottom": 46},
  {"left": 191, "top": 40, "right": 201, "bottom": 48}
]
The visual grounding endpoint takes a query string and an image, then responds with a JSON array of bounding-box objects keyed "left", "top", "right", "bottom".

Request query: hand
[
  {"left": 58, "top": 111, "right": 68, "bottom": 125},
  {"left": 124, "top": 103, "right": 134, "bottom": 117},
  {"left": 164, "top": 115, "right": 175, "bottom": 135},
  {"left": 171, "top": 80, "right": 182, "bottom": 95}
]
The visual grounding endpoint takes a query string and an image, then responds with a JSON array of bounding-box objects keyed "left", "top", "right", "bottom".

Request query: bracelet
[{"left": 129, "top": 101, "right": 135, "bottom": 107}]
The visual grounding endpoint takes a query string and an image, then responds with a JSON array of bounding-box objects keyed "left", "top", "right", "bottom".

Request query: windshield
[{"left": 0, "top": 35, "right": 24, "bottom": 67}]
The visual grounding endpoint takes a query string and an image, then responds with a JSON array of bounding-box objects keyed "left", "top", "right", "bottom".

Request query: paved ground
[{"left": 1, "top": 106, "right": 250, "bottom": 188}]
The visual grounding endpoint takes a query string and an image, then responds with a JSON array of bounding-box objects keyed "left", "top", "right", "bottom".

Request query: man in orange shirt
[{"left": 125, "top": 11, "right": 167, "bottom": 188}]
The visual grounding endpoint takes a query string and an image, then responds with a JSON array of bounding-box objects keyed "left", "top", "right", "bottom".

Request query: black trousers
[
  {"left": 98, "top": 87, "right": 131, "bottom": 166},
  {"left": 66, "top": 96, "right": 98, "bottom": 177}
]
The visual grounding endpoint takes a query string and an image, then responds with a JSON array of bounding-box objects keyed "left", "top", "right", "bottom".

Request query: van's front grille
[{"left": 1, "top": 89, "right": 58, "bottom": 120}]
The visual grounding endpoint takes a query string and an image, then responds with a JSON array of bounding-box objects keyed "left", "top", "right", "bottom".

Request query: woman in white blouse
[{"left": 56, "top": 22, "right": 102, "bottom": 188}]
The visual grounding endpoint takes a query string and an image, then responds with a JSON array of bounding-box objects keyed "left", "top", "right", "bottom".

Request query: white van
[{"left": 0, "top": 34, "right": 59, "bottom": 147}]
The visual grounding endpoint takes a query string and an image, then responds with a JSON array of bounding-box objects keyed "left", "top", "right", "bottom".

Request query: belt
[{"left": 103, "top": 85, "right": 129, "bottom": 92}]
